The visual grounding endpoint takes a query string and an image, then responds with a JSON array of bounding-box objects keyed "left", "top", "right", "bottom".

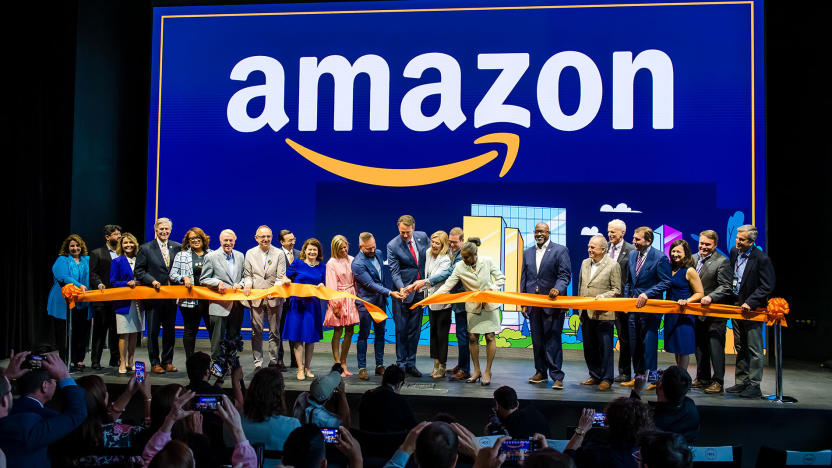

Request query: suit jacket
[
  {"left": 242, "top": 245, "right": 287, "bottom": 308},
  {"left": 0, "top": 382, "right": 87, "bottom": 468},
  {"left": 612, "top": 241, "right": 635, "bottom": 296},
  {"left": 577, "top": 256, "right": 622, "bottom": 320},
  {"left": 387, "top": 232, "right": 429, "bottom": 302},
  {"left": 729, "top": 247, "right": 775, "bottom": 309},
  {"left": 109, "top": 255, "right": 136, "bottom": 314},
  {"left": 352, "top": 250, "right": 391, "bottom": 313},
  {"left": 89, "top": 245, "right": 116, "bottom": 289},
  {"left": 624, "top": 248, "right": 672, "bottom": 299},
  {"left": 200, "top": 249, "right": 245, "bottom": 317},
  {"left": 520, "top": 241, "right": 571, "bottom": 312},
  {"left": 692, "top": 252, "right": 732, "bottom": 304},
  {"left": 134, "top": 238, "right": 181, "bottom": 286}
]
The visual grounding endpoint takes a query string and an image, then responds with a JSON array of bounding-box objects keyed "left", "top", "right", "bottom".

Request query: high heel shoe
[
  {"left": 466, "top": 374, "right": 482, "bottom": 384},
  {"left": 305, "top": 367, "right": 315, "bottom": 379},
  {"left": 481, "top": 372, "right": 492, "bottom": 386},
  {"left": 297, "top": 369, "right": 306, "bottom": 381}
]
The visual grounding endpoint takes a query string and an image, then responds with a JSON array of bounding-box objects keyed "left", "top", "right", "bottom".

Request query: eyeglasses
[{"left": 189, "top": 237, "right": 201, "bottom": 242}]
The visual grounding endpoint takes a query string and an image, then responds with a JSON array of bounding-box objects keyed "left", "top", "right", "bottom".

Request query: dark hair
[
  {"left": 186, "top": 352, "right": 211, "bottom": 384},
  {"left": 103, "top": 224, "right": 122, "bottom": 237},
  {"left": 605, "top": 397, "right": 654, "bottom": 448},
  {"left": 243, "top": 367, "right": 287, "bottom": 422},
  {"left": 382, "top": 364, "right": 405, "bottom": 387},
  {"left": 299, "top": 238, "right": 324, "bottom": 262},
  {"left": 278, "top": 229, "right": 293, "bottom": 242},
  {"left": 430, "top": 412, "right": 459, "bottom": 424},
  {"left": 283, "top": 424, "right": 326, "bottom": 468},
  {"left": 181, "top": 227, "right": 211, "bottom": 251},
  {"left": 638, "top": 431, "right": 693, "bottom": 468},
  {"left": 669, "top": 240, "right": 695, "bottom": 270},
  {"left": 76, "top": 375, "right": 109, "bottom": 446},
  {"left": 524, "top": 448, "right": 577, "bottom": 468},
  {"left": 493, "top": 385, "right": 519, "bottom": 410},
  {"left": 16, "top": 369, "right": 51, "bottom": 396},
  {"left": 635, "top": 226, "right": 654, "bottom": 244},
  {"left": 149, "top": 384, "right": 189, "bottom": 440},
  {"left": 58, "top": 234, "right": 89, "bottom": 256},
  {"left": 658, "top": 366, "right": 691, "bottom": 405},
  {"left": 415, "top": 422, "right": 458, "bottom": 468},
  {"left": 148, "top": 439, "right": 194, "bottom": 468}
]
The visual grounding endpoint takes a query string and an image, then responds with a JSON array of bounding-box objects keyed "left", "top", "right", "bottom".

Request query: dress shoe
[
  {"left": 449, "top": 369, "right": 470, "bottom": 381},
  {"left": 646, "top": 383, "right": 656, "bottom": 391},
  {"left": 277, "top": 363, "right": 287, "bottom": 372},
  {"left": 433, "top": 364, "right": 446, "bottom": 379},
  {"left": 739, "top": 385, "right": 762, "bottom": 399},
  {"left": 109, "top": 359, "right": 121, "bottom": 367},
  {"left": 91, "top": 363, "right": 103, "bottom": 371},
  {"left": 164, "top": 364, "right": 178, "bottom": 372},
  {"left": 406, "top": 366, "right": 422, "bottom": 378},
  {"left": 614, "top": 374, "right": 631, "bottom": 383},
  {"left": 551, "top": 380, "right": 564, "bottom": 390},
  {"left": 725, "top": 383, "right": 748, "bottom": 394},
  {"left": 151, "top": 364, "right": 166, "bottom": 374},
  {"left": 598, "top": 381, "right": 612, "bottom": 391},
  {"left": 620, "top": 378, "right": 636, "bottom": 387},
  {"left": 691, "top": 379, "right": 710, "bottom": 389},
  {"left": 446, "top": 365, "right": 460, "bottom": 375},
  {"left": 358, "top": 368, "right": 369, "bottom": 380},
  {"left": 375, "top": 365, "right": 386, "bottom": 376},
  {"left": 580, "top": 377, "right": 599, "bottom": 386},
  {"left": 528, "top": 372, "right": 546, "bottom": 384},
  {"left": 704, "top": 382, "right": 723, "bottom": 394}
]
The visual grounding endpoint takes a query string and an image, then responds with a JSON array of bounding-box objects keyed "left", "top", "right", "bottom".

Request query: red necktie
[{"left": 408, "top": 241, "right": 420, "bottom": 279}]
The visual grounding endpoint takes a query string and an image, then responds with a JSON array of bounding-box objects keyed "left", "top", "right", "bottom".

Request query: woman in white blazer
[
  {"left": 420, "top": 231, "right": 453, "bottom": 378},
  {"left": 429, "top": 238, "right": 505, "bottom": 386}
]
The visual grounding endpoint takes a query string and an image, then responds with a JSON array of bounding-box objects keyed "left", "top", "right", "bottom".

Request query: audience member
[
  {"left": 636, "top": 431, "right": 693, "bottom": 468},
  {"left": 631, "top": 367, "right": 700, "bottom": 443},
  {"left": 385, "top": 421, "right": 484, "bottom": 468},
  {"left": 524, "top": 437, "right": 576, "bottom": 468},
  {"left": 282, "top": 423, "right": 363, "bottom": 468},
  {"left": 294, "top": 363, "right": 351, "bottom": 428},
  {"left": 487, "top": 385, "right": 551, "bottom": 438},
  {"left": 237, "top": 367, "right": 300, "bottom": 452},
  {"left": 144, "top": 383, "right": 212, "bottom": 467},
  {"left": 358, "top": 364, "right": 417, "bottom": 433},
  {"left": 148, "top": 439, "right": 194, "bottom": 468}
]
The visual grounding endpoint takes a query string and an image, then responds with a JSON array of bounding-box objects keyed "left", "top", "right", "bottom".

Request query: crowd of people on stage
[{"left": 42, "top": 214, "right": 775, "bottom": 402}]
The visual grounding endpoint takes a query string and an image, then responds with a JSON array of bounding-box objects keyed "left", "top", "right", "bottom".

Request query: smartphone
[
  {"left": 135, "top": 361, "right": 146, "bottom": 383},
  {"left": 27, "top": 354, "right": 45, "bottom": 369},
  {"left": 593, "top": 412, "right": 607, "bottom": 427},
  {"left": 193, "top": 395, "right": 222, "bottom": 411},
  {"left": 648, "top": 369, "right": 663, "bottom": 383},
  {"left": 499, "top": 438, "right": 539, "bottom": 462},
  {"left": 321, "top": 427, "right": 339, "bottom": 444}
]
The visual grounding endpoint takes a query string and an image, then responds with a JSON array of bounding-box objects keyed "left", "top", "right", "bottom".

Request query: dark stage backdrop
[{"left": 2, "top": 0, "right": 829, "bottom": 362}]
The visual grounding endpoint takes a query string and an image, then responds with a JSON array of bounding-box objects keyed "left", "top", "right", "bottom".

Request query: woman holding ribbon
[
  {"left": 665, "top": 239, "right": 704, "bottom": 376},
  {"left": 47, "top": 234, "right": 92, "bottom": 367},
  {"left": 419, "top": 230, "right": 452, "bottom": 378},
  {"left": 111, "top": 233, "right": 144, "bottom": 374},
  {"left": 324, "top": 235, "right": 359, "bottom": 377},
  {"left": 284, "top": 238, "right": 327, "bottom": 381},
  {"left": 169, "top": 227, "right": 212, "bottom": 359}
]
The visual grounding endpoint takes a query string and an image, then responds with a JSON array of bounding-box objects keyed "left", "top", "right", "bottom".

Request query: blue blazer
[
  {"left": 387, "top": 232, "right": 429, "bottom": 302},
  {"left": 352, "top": 250, "right": 392, "bottom": 313},
  {"left": 729, "top": 246, "right": 775, "bottom": 309},
  {"left": 46, "top": 255, "right": 90, "bottom": 320},
  {"left": 520, "top": 242, "right": 572, "bottom": 297},
  {"left": 624, "top": 248, "right": 672, "bottom": 299},
  {"left": 110, "top": 255, "right": 136, "bottom": 315}
]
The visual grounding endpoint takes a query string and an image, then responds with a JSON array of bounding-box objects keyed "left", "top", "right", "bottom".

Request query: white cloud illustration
[
  {"left": 580, "top": 226, "right": 600, "bottom": 236},
  {"left": 600, "top": 203, "right": 642, "bottom": 213}
]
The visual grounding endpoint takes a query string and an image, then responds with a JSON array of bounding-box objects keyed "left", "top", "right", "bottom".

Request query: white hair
[
  {"left": 155, "top": 217, "right": 172, "bottom": 229},
  {"left": 608, "top": 219, "right": 626, "bottom": 232},
  {"left": 737, "top": 225, "right": 758, "bottom": 241},
  {"left": 219, "top": 229, "right": 237, "bottom": 239},
  {"left": 590, "top": 234, "right": 609, "bottom": 252}
]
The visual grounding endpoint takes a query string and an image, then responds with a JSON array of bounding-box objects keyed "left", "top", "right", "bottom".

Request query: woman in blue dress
[
  {"left": 665, "top": 240, "right": 704, "bottom": 376},
  {"left": 283, "top": 238, "right": 326, "bottom": 381},
  {"left": 46, "top": 234, "right": 91, "bottom": 366}
]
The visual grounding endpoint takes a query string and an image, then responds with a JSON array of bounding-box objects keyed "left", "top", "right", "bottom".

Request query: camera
[
  {"left": 485, "top": 408, "right": 509, "bottom": 436},
  {"left": 210, "top": 337, "right": 244, "bottom": 377}
]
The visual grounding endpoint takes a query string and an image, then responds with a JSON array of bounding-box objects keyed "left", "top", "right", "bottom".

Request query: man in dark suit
[
  {"left": 277, "top": 229, "right": 302, "bottom": 371},
  {"left": 0, "top": 353, "right": 87, "bottom": 468},
  {"left": 726, "top": 225, "right": 775, "bottom": 399},
  {"left": 623, "top": 226, "right": 672, "bottom": 385},
  {"left": 520, "top": 222, "right": 571, "bottom": 390},
  {"left": 134, "top": 217, "right": 182, "bottom": 374},
  {"left": 354, "top": 232, "right": 404, "bottom": 380},
  {"left": 691, "top": 230, "right": 733, "bottom": 394},
  {"left": 387, "top": 215, "right": 429, "bottom": 377},
  {"left": 607, "top": 219, "right": 635, "bottom": 382},
  {"left": 88, "top": 224, "right": 122, "bottom": 369}
]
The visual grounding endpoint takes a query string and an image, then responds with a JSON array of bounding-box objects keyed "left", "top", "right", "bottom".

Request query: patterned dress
[{"left": 323, "top": 256, "right": 359, "bottom": 327}]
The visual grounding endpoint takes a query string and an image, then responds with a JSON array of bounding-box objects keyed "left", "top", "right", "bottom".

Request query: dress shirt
[
  {"left": 590, "top": 257, "right": 601, "bottom": 281},
  {"left": 695, "top": 253, "right": 711, "bottom": 274},
  {"left": 225, "top": 252, "right": 237, "bottom": 280},
  {"left": 535, "top": 240, "right": 550, "bottom": 273},
  {"left": 283, "top": 248, "right": 294, "bottom": 264},
  {"left": 609, "top": 240, "right": 623, "bottom": 261},
  {"left": 108, "top": 247, "right": 118, "bottom": 260},
  {"left": 370, "top": 255, "right": 382, "bottom": 279},
  {"left": 733, "top": 248, "right": 751, "bottom": 294}
]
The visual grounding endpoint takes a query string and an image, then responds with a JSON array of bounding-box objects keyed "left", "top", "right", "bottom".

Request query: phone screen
[
  {"left": 648, "top": 370, "right": 661, "bottom": 383},
  {"left": 28, "top": 355, "right": 44, "bottom": 369},
  {"left": 593, "top": 412, "right": 607, "bottom": 427},
  {"left": 499, "top": 439, "right": 532, "bottom": 462},
  {"left": 321, "top": 427, "right": 339, "bottom": 444},
  {"left": 193, "top": 395, "right": 221, "bottom": 411},
  {"left": 135, "top": 361, "right": 146, "bottom": 383}
]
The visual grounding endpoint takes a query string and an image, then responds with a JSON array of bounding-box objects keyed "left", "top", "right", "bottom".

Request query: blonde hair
[
  {"left": 117, "top": 233, "right": 140, "bottom": 258},
  {"left": 430, "top": 231, "right": 449, "bottom": 257},
  {"left": 331, "top": 235, "right": 349, "bottom": 259}
]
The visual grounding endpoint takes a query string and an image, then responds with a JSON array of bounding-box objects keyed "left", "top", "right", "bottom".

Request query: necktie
[
  {"left": 609, "top": 244, "right": 616, "bottom": 259},
  {"left": 408, "top": 240, "right": 421, "bottom": 279},
  {"left": 635, "top": 252, "right": 646, "bottom": 276},
  {"left": 696, "top": 257, "right": 705, "bottom": 274},
  {"left": 161, "top": 242, "right": 170, "bottom": 267},
  {"left": 287, "top": 251, "right": 293, "bottom": 264}
]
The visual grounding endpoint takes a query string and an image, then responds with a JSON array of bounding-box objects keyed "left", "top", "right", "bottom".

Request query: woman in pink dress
[{"left": 324, "top": 235, "right": 360, "bottom": 376}]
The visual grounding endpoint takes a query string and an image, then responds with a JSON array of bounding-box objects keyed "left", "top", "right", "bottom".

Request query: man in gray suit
[
  {"left": 607, "top": 219, "right": 635, "bottom": 382},
  {"left": 692, "top": 230, "right": 734, "bottom": 394},
  {"left": 200, "top": 229, "right": 247, "bottom": 359},
  {"left": 243, "top": 225, "right": 288, "bottom": 370}
]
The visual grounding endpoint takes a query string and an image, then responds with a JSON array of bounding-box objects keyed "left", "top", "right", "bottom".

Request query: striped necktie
[{"left": 635, "top": 252, "right": 646, "bottom": 276}]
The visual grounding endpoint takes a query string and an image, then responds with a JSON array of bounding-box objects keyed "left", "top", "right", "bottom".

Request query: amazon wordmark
[{"left": 226, "top": 51, "right": 673, "bottom": 133}]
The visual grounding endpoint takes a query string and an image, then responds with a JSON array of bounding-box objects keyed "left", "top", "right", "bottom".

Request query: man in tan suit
[
  {"left": 577, "top": 235, "right": 622, "bottom": 390},
  {"left": 243, "top": 225, "right": 289, "bottom": 370}
]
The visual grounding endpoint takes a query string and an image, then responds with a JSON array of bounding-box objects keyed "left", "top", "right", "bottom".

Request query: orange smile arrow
[{"left": 284, "top": 132, "right": 519, "bottom": 187}]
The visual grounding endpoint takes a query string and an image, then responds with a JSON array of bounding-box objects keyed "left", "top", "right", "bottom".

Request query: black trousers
[
  {"left": 581, "top": 313, "right": 615, "bottom": 383},
  {"left": 146, "top": 299, "right": 177, "bottom": 366},
  {"left": 91, "top": 304, "right": 119, "bottom": 366},
  {"left": 695, "top": 317, "right": 727, "bottom": 384},
  {"left": 70, "top": 307, "right": 91, "bottom": 364},
  {"left": 615, "top": 311, "right": 632, "bottom": 377},
  {"left": 429, "top": 307, "right": 452, "bottom": 364},
  {"left": 181, "top": 301, "right": 212, "bottom": 359},
  {"left": 52, "top": 316, "right": 68, "bottom": 363},
  {"left": 529, "top": 307, "right": 566, "bottom": 381}
]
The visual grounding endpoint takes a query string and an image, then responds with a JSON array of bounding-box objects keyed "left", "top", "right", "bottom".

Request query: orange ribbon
[
  {"left": 411, "top": 291, "right": 789, "bottom": 327},
  {"left": 62, "top": 283, "right": 387, "bottom": 323}
]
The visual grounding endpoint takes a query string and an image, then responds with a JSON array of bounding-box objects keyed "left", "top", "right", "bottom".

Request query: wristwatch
[{"left": 574, "top": 427, "right": 585, "bottom": 436}]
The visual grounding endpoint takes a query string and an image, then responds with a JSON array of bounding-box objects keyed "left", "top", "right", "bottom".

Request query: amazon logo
[{"left": 226, "top": 51, "right": 674, "bottom": 186}]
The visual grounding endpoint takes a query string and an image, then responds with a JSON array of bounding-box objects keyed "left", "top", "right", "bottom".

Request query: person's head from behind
[
  {"left": 77, "top": 375, "right": 110, "bottom": 445},
  {"left": 186, "top": 352, "right": 211, "bottom": 384},
  {"left": 150, "top": 384, "right": 185, "bottom": 434},
  {"left": 283, "top": 424, "right": 327, "bottom": 468},
  {"left": 0, "top": 371, "right": 13, "bottom": 418},
  {"left": 605, "top": 397, "right": 654, "bottom": 448},
  {"left": 415, "top": 421, "right": 458, "bottom": 468},
  {"left": 657, "top": 366, "right": 691, "bottom": 405},
  {"left": 243, "top": 367, "right": 287, "bottom": 422},
  {"left": 382, "top": 364, "right": 405, "bottom": 392},
  {"left": 310, "top": 368, "right": 342, "bottom": 404},
  {"left": 636, "top": 431, "right": 692, "bottom": 468},
  {"left": 16, "top": 369, "right": 56, "bottom": 404},
  {"left": 524, "top": 448, "right": 576, "bottom": 468},
  {"left": 493, "top": 385, "right": 519, "bottom": 420},
  {"left": 148, "top": 439, "right": 194, "bottom": 468}
]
